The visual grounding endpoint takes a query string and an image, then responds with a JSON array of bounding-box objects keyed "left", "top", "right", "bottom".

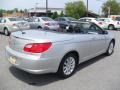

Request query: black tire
[
  {"left": 108, "top": 25, "right": 115, "bottom": 30},
  {"left": 57, "top": 53, "right": 77, "bottom": 78},
  {"left": 37, "top": 26, "right": 42, "bottom": 29},
  {"left": 105, "top": 41, "right": 115, "bottom": 56},
  {"left": 4, "top": 28, "right": 10, "bottom": 36}
]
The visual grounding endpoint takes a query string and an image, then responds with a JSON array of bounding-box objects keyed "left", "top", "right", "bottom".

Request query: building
[
  {"left": 28, "top": 7, "right": 64, "bottom": 17},
  {"left": 84, "top": 11, "right": 99, "bottom": 18}
]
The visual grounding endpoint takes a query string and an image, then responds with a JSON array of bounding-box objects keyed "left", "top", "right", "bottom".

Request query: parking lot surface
[{"left": 0, "top": 31, "right": 120, "bottom": 90}]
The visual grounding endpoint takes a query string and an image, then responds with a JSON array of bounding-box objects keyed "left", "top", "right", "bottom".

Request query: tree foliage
[
  {"left": 51, "top": 11, "right": 58, "bottom": 19},
  {"left": 102, "top": 0, "right": 120, "bottom": 16},
  {"left": 65, "top": 0, "right": 86, "bottom": 19},
  {"left": 0, "top": 9, "right": 4, "bottom": 17},
  {"left": 13, "top": 8, "right": 19, "bottom": 12},
  {"left": 59, "top": 11, "right": 65, "bottom": 17}
]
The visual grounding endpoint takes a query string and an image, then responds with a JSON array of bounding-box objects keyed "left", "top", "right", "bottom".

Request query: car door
[
  {"left": 75, "top": 34, "right": 95, "bottom": 62},
  {"left": 87, "top": 23, "right": 107, "bottom": 57},
  {"left": 28, "top": 18, "right": 40, "bottom": 29},
  {"left": 59, "top": 18, "right": 68, "bottom": 28},
  {"left": 0, "top": 18, "right": 5, "bottom": 32},
  {"left": 73, "top": 23, "right": 96, "bottom": 62}
]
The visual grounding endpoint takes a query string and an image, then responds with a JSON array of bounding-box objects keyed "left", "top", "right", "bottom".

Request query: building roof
[{"left": 28, "top": 7, "right": 64, "bottom": 12}]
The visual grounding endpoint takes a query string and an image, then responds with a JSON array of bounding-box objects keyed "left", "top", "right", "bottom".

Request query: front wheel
[
  {"left": 4, "top": 28, "right": 10, "bottom": 36},
  {"left": 105, "top": 41, "right": 114, "bottom": 56},
  {"left": 57, "top": 53, "right": 77, "bottom": 78}
]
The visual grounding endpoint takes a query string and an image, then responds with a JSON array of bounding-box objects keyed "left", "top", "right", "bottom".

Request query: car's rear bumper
[{"left": 6, "top": 46, "right": 57, "bottom": 74}]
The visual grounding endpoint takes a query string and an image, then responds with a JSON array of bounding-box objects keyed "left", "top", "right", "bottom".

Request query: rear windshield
[
  {"left": 8, "top": 18, "right": 24, "bottom": 21},
  {"left": 41, "top": 17, "right": 54, "bottom": 21}
]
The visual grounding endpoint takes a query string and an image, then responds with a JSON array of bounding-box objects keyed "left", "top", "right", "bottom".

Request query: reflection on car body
[{"left": 6, "top": 22, "right": 115, "bottom": 78}]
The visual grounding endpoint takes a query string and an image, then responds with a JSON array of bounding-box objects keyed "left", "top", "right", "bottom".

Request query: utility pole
[
  {"left": 86, "top": 0, "right": 88, "bottom": 17},
  {"left": 108, "top": 7, "right": 111, "bottom": 18},
  {"left": 35, "top": 3, "right": 38, "bottom": 16},
  {"left": 46, "top": 0, "right": 48, "bottom": 16}
]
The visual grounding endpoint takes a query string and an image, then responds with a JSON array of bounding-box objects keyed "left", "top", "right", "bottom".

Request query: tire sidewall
[
  {"left": 38, "top": 26, "right": 42, "bottom": 29},
  {"left": 58, "top": 53, "right": 77, "bottom": 78},
  {"left": 106, "top": 41, "right": 114, "bottom": 55},
  {"left": 4, "top": 28, "right": 9, "bottom": 36},
  {"left": 108, "top": 25, "right": 114, "bottom": 30}
]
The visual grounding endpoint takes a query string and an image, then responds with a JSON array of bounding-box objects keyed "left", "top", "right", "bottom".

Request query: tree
[
  {"left": 59, "top": 11, "right": 64, "bottom": 17},
  {"left": 20, "top": 9, "right": 24, "bottom": 13},
  {"left": 0, "top": 9, "right": 4, "bottom": 17},
  {"left": 51, "top": 11, "right": 58, "bottom": 19},
  {"left": 65, "top": 0, "right": 86, "bottom": 19},
  {"left": 13, "top": 8, "right": 19, "bottom": 12},
  {"left": 102, "top": 0, "right": 120, "bottom": 16}
]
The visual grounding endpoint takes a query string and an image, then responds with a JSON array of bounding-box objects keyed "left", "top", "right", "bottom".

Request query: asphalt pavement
[{"left": 0, "top": 31, "right": 120, "bottom": 90}]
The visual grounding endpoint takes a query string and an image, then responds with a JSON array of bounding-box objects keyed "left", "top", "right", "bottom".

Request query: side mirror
[{"left": 102, "top": 30, "right": 108, "bottom": 34}]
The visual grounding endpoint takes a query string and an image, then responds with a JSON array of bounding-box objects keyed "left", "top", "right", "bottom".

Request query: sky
[{"left": 0, "top": 0, "right": 107, "bottom": 14}]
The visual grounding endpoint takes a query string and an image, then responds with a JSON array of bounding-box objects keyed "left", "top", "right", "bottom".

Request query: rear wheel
[
  {"left": 57, "top": 53, "right": 77, "bottom": 78},
  {"left": 108, "top": 25, "right": 115, "bottom": 30},
  {"left": 4, "top": 28, "right": 10, "bottom": 36},
  {"left": 37, "top": 26, "right": 42, "bottom": 29},
  {"left": 105, "top": 41, "right": 114, "bottom": 56}
]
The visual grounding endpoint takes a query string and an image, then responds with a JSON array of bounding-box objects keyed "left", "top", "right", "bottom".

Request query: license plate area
[{"left": 9, "top": 56, "right": 16, "bottom": 64}]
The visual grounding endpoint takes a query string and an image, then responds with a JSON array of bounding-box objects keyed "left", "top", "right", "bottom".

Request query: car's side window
[
  {"left": 88, "top": 23, "right": 103, "bottom": 34},
  {"left": 74, "top": 23, "right": 88, "bottom": 34},
  {"left": 4, "top": 19, "right": 7, "bottom": 23},
  {"left": 105, "top": 19, "right": 110, "bottom": 23},
  {"left": 34, "top": 18, "right": 39, "bottom": 22},
  {"left": 0, "top": 18, "right": 2, "bottom": 23},
  {"left": 59, "top": 18, "right": 62, "bottom": 21},
  {"left": 55, "top": 18, "right": 59, "bottom": 21},
  {"left": 1, "top": 19, "right": 5, "bottom": 23},
  {"left": 38, "top": 18, "right": 40, "bottom": 22},
  {"left": 79, "top": 19, "right": 84, "bottom": 22},
  {"left": 61, "top": 18, "right": 66, "bottom": 21},
  {"left": 85, "top": 19, "right": 91, "bottom": 22}
]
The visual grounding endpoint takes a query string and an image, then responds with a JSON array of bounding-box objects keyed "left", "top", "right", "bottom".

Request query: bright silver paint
[
  {"left": 6, "top": 22, "right": 115, "bottom": 75},
  {"left": 0, "top": 17, "right": 30, "bottom": 34},
  {"left": 28, "top": 17, "right": 59, "bottom": 30}
]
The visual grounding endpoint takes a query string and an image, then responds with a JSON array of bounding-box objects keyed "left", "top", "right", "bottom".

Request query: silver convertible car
[{"left": 6, "top": 22, "right": 115, "bottom": 78}]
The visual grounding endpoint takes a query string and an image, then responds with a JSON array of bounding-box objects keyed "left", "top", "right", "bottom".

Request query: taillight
[
  {"left": 117, "top": 22, "right": 119, "bottom": 25},
  {"left": 23, "top": 42, "right": 52, "bottom": 53},
  {"left": 45, "top": 23, "right": 50, "bottom": 26},
  {"left": 99, "top": 22, "right": 102, "bottom": 25},
  {"left": 12, "top": 23, "right": 17, "bottom": 26}
]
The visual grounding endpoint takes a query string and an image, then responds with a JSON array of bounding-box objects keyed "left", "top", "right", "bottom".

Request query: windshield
[
  {"left": 67, "top": 17, "right": 77, "bottom": 21},
  {"left": 8, "top": 18, "right": 24, "bottom": 21},
  {"left": 41, "top": 17, "right": 54, "bottom": 21}
]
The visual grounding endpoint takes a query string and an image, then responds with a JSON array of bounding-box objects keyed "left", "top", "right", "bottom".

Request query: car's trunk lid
[{"left": 9, "top": 30, "right": 74, "bottom": 53}]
